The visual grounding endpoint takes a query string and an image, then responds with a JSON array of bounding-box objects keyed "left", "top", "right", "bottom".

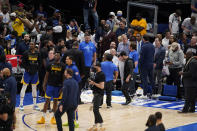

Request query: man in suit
[{"left": 178, "top": 52, "right": 197, "bottom": 113}]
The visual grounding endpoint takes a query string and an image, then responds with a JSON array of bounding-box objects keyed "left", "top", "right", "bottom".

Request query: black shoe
[
  {"left": 107, "top": 106, "right": 112, "bottom": 109},
  {"left": 188, "top": 110, "right": 195, "bottom": 113},
  {"left": 122, "top": 100, "right": 131, "bottom": 105},
  {"left": 79, "top": 101, "right": 85, "bottom": 105},
  {"left": 178, "top": 110, "right": 188, "bottom": 113}
]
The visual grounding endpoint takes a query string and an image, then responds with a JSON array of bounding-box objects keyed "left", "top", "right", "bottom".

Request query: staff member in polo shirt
[
  {"left": 79, "top": 33, "right": 96, "bottom": 89},
  {"left": 37, "top": 51, "right": 65, "bottom": 125},
  {"left": 100, "top": 54, "right": 118, "bottom": 108}
]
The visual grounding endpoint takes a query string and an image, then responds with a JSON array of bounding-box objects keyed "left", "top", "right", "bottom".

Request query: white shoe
[
  {"left": 33, "top": 105, "right": 40, "bottom": 111},
  {"left": 19, "top": 105, "right": 24, "bottom": 111},
  {"left": 139, "top": 95, "right": 148, "bottom": 99}
]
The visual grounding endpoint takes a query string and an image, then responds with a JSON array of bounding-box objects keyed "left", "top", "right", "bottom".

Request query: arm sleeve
[{"left": 169, "top": 14, "right": 173, "bottom": 23}]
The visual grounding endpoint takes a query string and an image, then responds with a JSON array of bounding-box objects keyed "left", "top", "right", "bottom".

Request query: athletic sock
[
  {"left": 20, "top": 98, "right": 24, "bottom": 106},
  {"left": 33, "top": 98, "right": 37, "bottom": 106}
]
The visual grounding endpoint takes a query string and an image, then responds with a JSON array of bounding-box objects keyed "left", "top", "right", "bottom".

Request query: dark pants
[
  {"left": 38, "top": 68, "right": 46, "bottom": 96},
  {"left": 182, "top": 87, "right": 196, "bottom": 112},
  {"left": 122, "top": 81, "right": 131, "bottom": 102},
  {"left": 101, "top": 81, "right": 113, "bottom": 106},
  {"left": 140, "top": 66, "right": 154, "bottom": 96},
  {"left": 154, "top": 69, "right": 163, "bottom": 94},
  {"left": 166, "top": 67, "right": 182, "bottom": 98},
  {"left": 81, "top": 67, "right": 90, "bottom": 89},
  {"left": 55, "top": 105, "right": 76, "bottom": 131},
  {"left": 130, "top": 73, "right": 137, "bottom": 95},
  {"left": 93, "top": 93, "right": 103, "bottom": 124}
]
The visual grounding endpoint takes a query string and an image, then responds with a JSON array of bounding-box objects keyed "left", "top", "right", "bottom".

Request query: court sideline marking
[{"left": 22, "top": 112, "right": 38, "bottom": 131}]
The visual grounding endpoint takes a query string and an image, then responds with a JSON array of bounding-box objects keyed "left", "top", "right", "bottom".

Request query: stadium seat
[{"left": 159, "top": 85, "right": 177, "bottom": 101}]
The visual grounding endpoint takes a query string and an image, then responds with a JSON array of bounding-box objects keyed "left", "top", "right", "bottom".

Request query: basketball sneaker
[
  {"left": 19, "top": 105, "right": 24, "bottom": 111},
  {"left": 37, "top": 116, "right": 45, "bottom": 124},
  {"left": 88, "top": 125, "right": 98, "bottom": 131},
  {"left": 50, "top": 117, "right": 56, "bottom": 124},
  {"left": 62, "top": 121, "right": 79, "bottom": 128},
  {"left": 33, "top": 105, "right": 40, "bottom": 111}
]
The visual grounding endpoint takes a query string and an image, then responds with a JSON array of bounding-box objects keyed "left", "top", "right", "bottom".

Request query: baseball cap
[
  {"left": 55, "top": 9, "right": 60, "bottom": 13},
  {"left": 171, "top": 42, "right": 179, "bottom": 50},
  {"left": 117, "top": 10, "right": 122, "bottom": 16},
  {"left": 18, "top": 3, "right": 24, "bottom": 7},
  {"left": 10, "top": 12, "right": 16, "bottom": 17},
  {"left": 109, "top": 12, "right": 115, "bottom": 16}
]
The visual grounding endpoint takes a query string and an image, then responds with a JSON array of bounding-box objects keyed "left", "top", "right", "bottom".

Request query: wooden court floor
[{"left": 14, "top": 102, "right": 197, "bottom": 131}]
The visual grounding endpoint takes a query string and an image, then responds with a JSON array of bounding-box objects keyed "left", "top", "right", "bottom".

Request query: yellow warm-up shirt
[
  {"left": 12, "top": 18, "right": 24, "bottom": 36},
  {"left": 130, "top": 18, "right": 147, "bottom": 36}
]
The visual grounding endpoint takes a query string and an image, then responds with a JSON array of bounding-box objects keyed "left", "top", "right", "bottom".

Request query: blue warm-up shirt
[
  {"left": 129, "top": 50, "right": 139, "bottom": 74},
  {"left": 101, "top": 61, "right": 118, "bottom": 82},
  {"left": 79, "top": 41, "right": 96, "bottom": 67},
  {"left": 65, "top": 63, "right": 81, "bottom": 83}
]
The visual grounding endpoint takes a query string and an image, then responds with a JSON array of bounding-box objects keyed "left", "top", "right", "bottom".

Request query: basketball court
[{"left": 14, "top": 90, "right": 197, "bottom": 131}]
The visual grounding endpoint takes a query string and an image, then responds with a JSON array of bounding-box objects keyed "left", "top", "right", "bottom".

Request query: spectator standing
[
  {"left": 153, "top": 38, "right": 166, "bottom": 95},
  {"left": 106, "top": 12, "right": 115, "bottom": 31},
  {"left": 83, "top": 0, "right": 99, "bottom": 30},
  {"left": 117, "top": 34, "right": 130, "bottom": 55},
  {"left": 0, "top": 5, "right": 10, "bottom": 25},
  {"left": 136, "top": 33, "right": 143, "bottom": 54},
  {"left": 162, "top": 30, "right": 171, "bottom": 50},
  {"left": 169, "top": 10, "right": 182, "bottom": 36},
  {"left": 191, "top": 0, "right": 197, "bottom": 20},
  {"left": 139, "top": 35, "right": 155, "bottom": 98},
  {"left": 178, "top": 52, "right": 197, "bottom": 113},
  {"left": 79, "top": 33, "right": 96, "bottom": 89},
  {"left": 166, "top": 42, "right": 184, "bottom": 98}
]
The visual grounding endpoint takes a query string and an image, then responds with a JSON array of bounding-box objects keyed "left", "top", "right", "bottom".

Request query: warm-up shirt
[
  {"left": 129, "top": 50, "right": 139, "bottom": 74},
  {"left": 79, "top": 41, "right": 96, "bottom": 67},
  {"left": 101, "top": 61, "right": 118, "bottom": 82},
  {"left": 65, "top": 62, "right": 81, "bottom": 83},
  {"left": 46, "top": 62, "right": 65, "bottom": 87}
]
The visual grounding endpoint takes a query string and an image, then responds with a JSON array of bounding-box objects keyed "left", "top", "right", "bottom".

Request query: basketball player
[
  {"left": 19, "top": 42, "right": 40, "bottom": 111},
  {"left": 37, "top": 51, "right": 65, "bottom": 124}
]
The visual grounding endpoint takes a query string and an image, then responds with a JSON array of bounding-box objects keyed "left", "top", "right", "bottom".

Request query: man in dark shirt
[
  {"left": 88, "top": 61, "right": 105, "bottom": 131},
  {"left": 16, "top": 33, "right": 30, "bottom": 55},
  {"left": 178, "top": 52, "right": 197, "bottom": 113},
  {"left": 119, "top": 51, "right": 134, "bottom": 105},
  {"left": 55, "top": 69, "right": 79, "bottom": 131},
  {"left": 37, "top": 51, "right": 65, "bottom": 125},
  {"left": 19, "top": 42, "right": 40, "bottom": 111},
  {"left": 62, "top": 41, "right": 85, "bottom": 104},
  {"left": 139, "top": 35, "right": 155, "bottom": 98},
  {"left": 1, "top": 68, "right": 17, "bottom": 107}
]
